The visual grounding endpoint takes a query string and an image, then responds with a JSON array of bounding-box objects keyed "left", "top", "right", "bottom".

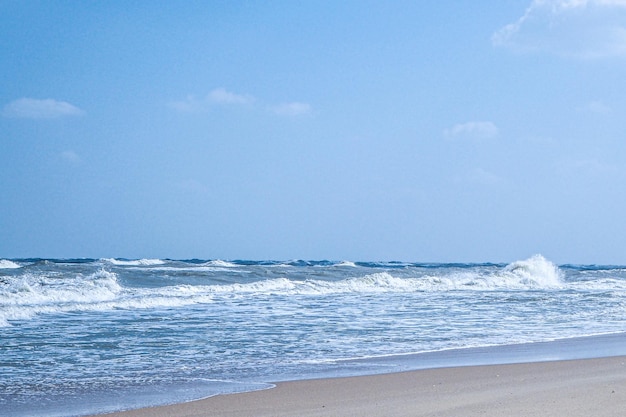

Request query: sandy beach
[{"left": 97, "top": 355, "right": 626, "bottom": 417}]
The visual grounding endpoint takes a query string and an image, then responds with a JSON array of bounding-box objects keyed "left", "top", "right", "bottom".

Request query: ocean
[{"left": 2, "top": 255, "right": 626, "bottom": 416}]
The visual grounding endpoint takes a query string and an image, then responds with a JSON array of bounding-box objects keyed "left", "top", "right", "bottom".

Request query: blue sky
[{"left": 2, "top": 1, "right": 626, "bottom": 263}]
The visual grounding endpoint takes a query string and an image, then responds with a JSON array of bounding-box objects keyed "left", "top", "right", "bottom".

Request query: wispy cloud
[
  {"left": 60, "top": 150, "right": 81, "bottom": 164},
  {"left": 270, "top": 102, "right": 312, "bottom": 116},
  {"left": 454, "top": 167, "right": 506, "bottom": 187},
  {"left": 583, "top": 100, "right": 612, "bottom": 114},
  {"left": 555, "top": 156, "right": 619, "bottom": 176},
  {"left": 492, "top": 0, "right": 626, "bottom": 58},
  {"left": 169, "top": 88, "right": 255, "bottom": 113},
  {"left": 168, "top": 95, "right": 202, "bottom": 113},
  {"left": 207, "top": 88, "right": 255, "bottom": 105},
  {"left": 170, "top": 88, "right": 312, "bottom": 117},
  {"left": 2, "top": 98, "right": 84, "bottom": 119},
  {"left": 444, "top": 121, "right": 499, "bottom": 140}
]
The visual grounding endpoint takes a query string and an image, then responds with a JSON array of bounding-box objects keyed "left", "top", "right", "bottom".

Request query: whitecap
[
  {"left": 410, "top": 256, "right": 563, "bottom": 291},
  {"left": 203, "top": 260, "right": 238, "bottom": 268},
  {"left": 502, "top": 254, "right": 563, "bottom": 288},
  {"left": 0, "top": 269, "right": 223, "bottom": 326},
  {"left": 102, "top": 258, "right": 166, "bottom": 266},
  {"left": 0, "top": 269, "right": 123, "bottom": 326},
  {"left": 0, "top": 269, "right": 122, "bottom": 306},
  {"left": 0, "top": 259, "right": 21, "bottom": 269}
]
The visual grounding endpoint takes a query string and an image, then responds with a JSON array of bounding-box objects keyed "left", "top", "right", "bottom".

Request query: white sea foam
[
  {"left": 200, "top": 258, "right": 564, "bottom": 296},
  {"left": 203, "top": 260, "right": 238, "bottom": 268},
  {"left": 0, "top": 269, "right": 122, "bottom": 326},
  {"left": 0, "top": 266, "right": 232, "bottom": 327},
  {"left": 102, "top": 258, "right": 166, "bottom": 266},
  {"left": 0, "top": 259, "right": 21, "bottom": 269},
  {"left": 145, "top": 265, "right": 248, "bottom": 274},
  {"left": 0, "top": 269, "right": 120, "bottom": 305},
  {"left": 412, "top": 255, "right": 563, "bottom": 291},
  {"left": 0, "top": 256, "right": 567, "bottom": 319},
  {"left": 503, "top": 254, "right": 563, "bottom": 287},
  {"left": 0, "top": 255, "right": 589, "bottom": 328}
]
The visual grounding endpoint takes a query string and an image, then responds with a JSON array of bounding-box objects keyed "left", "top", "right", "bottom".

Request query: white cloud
[
  {"left": 493, "top": 0, "right": 626, "bottom": 58},
  {"left": 170, "top": 88, "right": 255, "bottom": 113},
  {"left": 444, "top": 121, "right": 499, "bottom": 139},
  {"left": 170, "top": 89, "right": 313, "bottom": 118},
  {"left": 2, "top": 98, "right": 84, "bottom": 119},
  {"left": 270, "top": 102, "right": 312, "bottom": 116},
  {"left": 207, "top": 88, "right": 254, "bottom": 105}
]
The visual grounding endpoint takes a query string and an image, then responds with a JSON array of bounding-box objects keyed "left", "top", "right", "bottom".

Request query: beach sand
[{"left": 97, "top": 356, "right": 626, "bottom": 417}]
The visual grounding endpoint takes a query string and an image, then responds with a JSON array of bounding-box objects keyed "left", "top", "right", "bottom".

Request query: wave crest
[
  {"left": 203, "top": 260, "right": 238, "bottom": 268},
  {"left": 0, "top": 255, "right": 565, "bottom": 327},
  {"left": 503, "top": 254, "right": 563, "bottom": 287},
  {"left": 102, "top": 258, "right": 166, "bottom": 266},
  {"left": 0, "top": 259, "right": 21, "bottom": 269},
  {"left": 202, "top": 258, "right": 564, "bottom": 296},
  {"left": 1, "top": 269, "right": 121, "bottom": 305},
  {"left": 0, "top": 269, "right": 122, "bottom": 326}
]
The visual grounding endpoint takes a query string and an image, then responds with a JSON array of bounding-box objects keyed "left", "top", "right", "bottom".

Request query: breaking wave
[
  {"left": 199, "top": 255, "right": 564, "bottom": 295},
  {"left": 0, "top": 255, "right": 567, "bottom": 327},
  {"left": 0, "top": 269, "right": 122, "bottom": 326},
  {"left": 203, "top": 260, "right": 238, "bottom": 268},
  {"left": 0, "top": 259, "right": 21, "bottom": 269},
  {"left": 102, "top": 258, "right": 166, "bottom": 266},
  {"left": 0, "top": 272, "right": 218, "bottom": 327},
  {"left": 503, "top": 254, "right": 563, "bottom": 287}
]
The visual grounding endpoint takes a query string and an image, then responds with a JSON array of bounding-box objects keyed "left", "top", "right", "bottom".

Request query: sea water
[{"left": 1, "top": 255, "right": 626, "bottom": 416}]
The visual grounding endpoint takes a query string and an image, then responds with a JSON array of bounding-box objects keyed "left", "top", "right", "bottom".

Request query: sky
[{"left": 2, "top": 1, "right": 626, "bottom": 264}]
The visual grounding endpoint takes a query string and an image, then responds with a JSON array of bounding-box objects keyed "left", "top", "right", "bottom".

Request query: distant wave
[
  {"left": 0, "top": 269, "right": 217, "bottom": 327},
  {"left": 0, "top": 259, "right": 21, "bottom": 269},
  {"left": 202, "top": 260, "right": 238, "bottom": 268},
  {"left": 503, "top": 254, "right": 562, "bottom": 287},
  {"left": 3, "top": 255, "right": 616, "bottom": 328},
  {"left": 195, "top": 255, "right": 566, "bottom": 295},
  {"left": 102, "top": 258, "right": 166, "bottom": 266},
  {"left": 0, "top": 269, "right": 122, "bottom": 327}
]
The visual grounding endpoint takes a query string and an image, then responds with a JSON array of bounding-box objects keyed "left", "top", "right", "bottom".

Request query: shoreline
[
  {"left": 93, "top": 333, "right": 626, "bottom": 417},
  {"left": 97, "top": 355, "right": 626, "bottom": 417},
  {"left": 339, "top": 331, "right": 626, "bottom": 373}
]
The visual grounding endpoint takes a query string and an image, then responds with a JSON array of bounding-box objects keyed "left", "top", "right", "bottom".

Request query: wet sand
[{"left": 97, "top": 355, "right": 626, "bottom": 417}]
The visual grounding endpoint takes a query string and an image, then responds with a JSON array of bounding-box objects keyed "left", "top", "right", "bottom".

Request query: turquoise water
[{"left": 1, "top": 255, "right": 626, "bottom": 416}]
